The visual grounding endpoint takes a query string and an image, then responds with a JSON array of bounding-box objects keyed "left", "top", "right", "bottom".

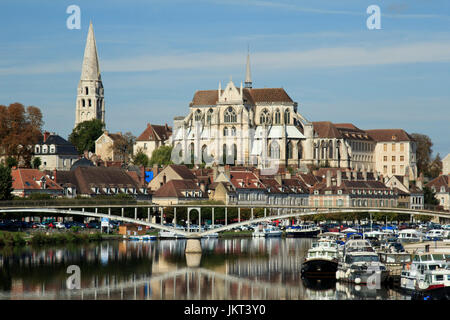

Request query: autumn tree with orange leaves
[{"left": 0, "top": 103, "right": 43, "bottom": 167}]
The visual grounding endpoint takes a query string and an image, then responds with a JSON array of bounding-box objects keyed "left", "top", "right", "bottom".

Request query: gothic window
[
  {"left": 223, "top": 127, "right": 228, "bottom": 136},
  {"left": 201, "top": 145, "right": 209, "bottom": 164},
  {"left": 284, "top": 109, "right": 290, "bottom": 124},
  {"left": 260, "top": 109, "right": 270, "bottom": 125},
  {"left": 206, "top": 109, "right": 213, "bottom": 124},
  {"left": 328, "top": 140, "right": 333, "bottom": 159},
  {"left": 231, "top": 126, "right": 236, "bottom": 136},
  {"left": 233, "top": 144, "right": 237, "bottom": 163},
  {"left": 82, "top": 99, "right": 85, "bottom": 107},
  {"left": 222, "top": 144, "right": 228, "bottom": 165},
  {"left": 224, "top": 107, "right": 236, "bottom": 123},
  {"left": 189, "top": 142, "right": 195, "bottom": 165},
  {"left": 194, "top": 109, "right": 202, "bottom": 122},
  {"left": 298, "top": 142, "right": 303, "bottom": 159},
  {"left": 287, "top": 141, "right": 293, "bottom": 159},
  {"left": 85, "top": 87, "right": 89, "bottom": 95},
  {"left": 270, "top": 141, "right": 280, "bottom": 159},
  {"left": 88, "top": 99, "right": 92, "bottom": 107},
  {"left": 274, "top": 109, "right": 281, "bottom": 124}
]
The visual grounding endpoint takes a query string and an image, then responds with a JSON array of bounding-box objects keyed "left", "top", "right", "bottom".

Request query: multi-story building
[
  {"left": 366, "top": 129, "right": 417, "bottom": 179},
  {"left": 134, "top": 123, "right": 172, "bottom": 160},
  {"left": 11, "top": 168, "right": 63, "bottom": 198},
  {"left": 426, "top": 174, "right": 450, "bottom": 211},
  {"left": 95, "top": 131, "right": 124, "bottom": 162},
  {"left": 33, "top": 132, "right": 79, "bottom": 171}
]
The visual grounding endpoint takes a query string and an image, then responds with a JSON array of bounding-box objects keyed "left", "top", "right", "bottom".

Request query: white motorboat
[
  {"left": 400, "top": 252, "right": 449, "bottom": 292},
  {"left": 336, "top": 239, "right": 389, "bottom": 285},
  {"left": 301, "top": 239, "right": 339, "bottom": 277},
  {"left": 263, "top": 225, "right": 283, "bottom": 237},
  {"left": 128, "top": 235, "right": 157, "bottom": 241},
  {"left": 398, "top": 229, "right": 425, "bottom": 243},
  {"left": 158, "top": 230, "right": 186, "bottom": 239},
  {"left": 412, "top": 268, "right": 450, "bottom": 300}
]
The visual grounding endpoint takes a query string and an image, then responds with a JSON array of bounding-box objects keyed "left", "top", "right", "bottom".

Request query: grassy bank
[
  {"left": 0, "top": 231, "right": 119, "bottom": 246},
  {"left": 219, "top": 230, "right": 254, "bottom": 238}
]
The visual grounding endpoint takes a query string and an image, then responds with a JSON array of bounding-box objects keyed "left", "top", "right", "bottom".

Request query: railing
[{"left": 0, "top": 199, "right": 146, "bottom": 207}]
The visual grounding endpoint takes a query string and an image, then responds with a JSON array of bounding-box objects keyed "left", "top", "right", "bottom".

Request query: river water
[{"left": 0, "top": 238, "right": 411, "bottom": 300}]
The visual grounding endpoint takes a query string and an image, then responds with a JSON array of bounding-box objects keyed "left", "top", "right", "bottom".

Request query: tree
[
  {"left": 423, "top": 186, "right": 439, "bottom": 206},
  {"left": 68, "top": 119, "right": 104, "bottom": 153},
  {"left": 0, "top": 103, "right": 43, "bottom": 166},
  {"left": 110, "top": 132, "right": 135, "bottom": 164},
  {"left": 132, "top": 149, "right": 149, "bottom": 167},
  {"left": 410, "top": 133, "right": 433, "bottom": 177},
  {"left": 149, "top": 145, "right": 173, "bottom": 166},
  {"left": 0, "top": 164, "right": 13, "bottom": 201},
  {"left": 429, "top": 153, "right": 443, "bottom": 178},
  {"left": 5, "top": 157, "right": 18, "bottom": 168},
  {"left": 32, "top": 157, "right": 42, "bottom": 169}
]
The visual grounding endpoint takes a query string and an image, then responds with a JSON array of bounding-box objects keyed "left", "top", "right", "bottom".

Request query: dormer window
[
  {"left": 440, "top": 186, "right": 445, "bottom": 193},
  {"left": 42, "top": 145, "right": 48, "bottom": 153},
  {"left": 49, "top": 145, "right": 56, "bottom": 153}
]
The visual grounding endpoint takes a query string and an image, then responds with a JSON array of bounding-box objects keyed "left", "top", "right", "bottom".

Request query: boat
[
  {"left": 398, "top": 229, "right": 425, "bottom": 243},
  {"left": 425, "top": 229, "right": 445, "bottom": 241},
  {"left": 263, "top": 225, "right": 283, "bottom": 237},
  {"left": 252, "top": 224, "right": 266, "bottom": 237},
  {"left": 285, "top": 223, "right": 321, "bottom": 238},
  {"left": 158, "top": 230, "right": 186, "bottom": 239},
  {"left": 411, "top": 268, "right": 450, "bottom": 300},
  {"left": 378, "top": 250, "right": 412, "bottom": 284},
  {"left": 202, "top": 232, "right": 219, "bottom": 238},
  {"left": 336, "top": 239, "right": 389, "bottom": 285},
  {"left": 301, "top": 239, "right": 339, "bottom": 277},
  {"left": 400, "top": 252, "right": 449, "bottom": 292},
  {"left": 128, "top": 235, "right": 157, "bottom": 241}
]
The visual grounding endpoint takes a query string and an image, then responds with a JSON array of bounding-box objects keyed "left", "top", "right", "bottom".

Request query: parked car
[
  {"left": 55, "top": 222, "right": 66, "bottom": 229},
  {"left": 87, "top": 222, "right": 100, "bottom": 229}
]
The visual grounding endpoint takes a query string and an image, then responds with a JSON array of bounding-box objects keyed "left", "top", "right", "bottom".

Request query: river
[{"left": 0, "top": 238, "right": 411, "bottom": 300}]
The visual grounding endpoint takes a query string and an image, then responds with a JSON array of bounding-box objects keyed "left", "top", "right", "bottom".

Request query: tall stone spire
[
  {"left": 81, "top": 22, "right": 101, "bottom": 81},
  {"left": 244, "top": 50, "right": 252, "bottom": 89},
  {"left": 75, "top": 22, "right": 105, "bottom": 128}
]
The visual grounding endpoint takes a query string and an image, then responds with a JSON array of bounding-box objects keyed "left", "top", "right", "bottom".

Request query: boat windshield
[
  {"left": 432, "top": 254, "right": 445, "bottom": 261},
  {"left": 346, "top": 255, "right": 379, "bottom": 263}
]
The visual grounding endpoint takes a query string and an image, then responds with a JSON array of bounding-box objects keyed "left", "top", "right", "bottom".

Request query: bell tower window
[{"left": 85, "top": 87, "right": 89, "bottom": 95}]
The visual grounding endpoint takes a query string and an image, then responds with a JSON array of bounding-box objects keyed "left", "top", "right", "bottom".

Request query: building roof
[
  {"left": 168, "top": 164, "right": 197, "bottom": 180},
  {"left": 153, "top": 180, "right": 206, "bottom": 198},
  {"left": 190, "top": 88, "right": 293, "bottom": 106},
  {"left": 136, "top": 123, "right": 172, "bottom": 142},
  {"left": 71, "top": 157, "right": 95, "bottom": 170},
  {"left": 11, "top": 168, "right": 62, "bottom": 191},
  {"left": 312, "top": 122, "right": 342, "bottom": 139},
  {"left": 426, "top": 175, "right": 450, "bottom": 193},
  {"left": 35, "top": 134, "right": 79, "bottom": 156},
  {"left": 229, "top": 170, "right": 264, "bottom": 190},
  {"left": 365, "top": 129, "right": 413, "bottom": 142}
]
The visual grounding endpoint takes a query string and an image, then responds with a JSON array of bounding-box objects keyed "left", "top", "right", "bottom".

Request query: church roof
[
  {"left": 190, "top": 88, "right": 293, "bottom": 106},
  {"left": 36, "top": 134, "right": 79, "bottom": 156},
  {"left": 80, "top": 22, "right": 101, "bottom": 81}
]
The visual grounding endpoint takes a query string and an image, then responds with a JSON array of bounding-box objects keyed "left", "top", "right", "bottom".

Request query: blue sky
[{"left": 0, "top": 0, "right": 449, "bottom": 157}]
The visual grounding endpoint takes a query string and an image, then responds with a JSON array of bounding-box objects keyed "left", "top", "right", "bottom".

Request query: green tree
[
  {"left": 110, "top": 132, "right": 136, "bottom": 164},
  {"left": 68, "top": 119, "right": 104, "bottom": 153},
  {"left": 0, "top": 164, "right": 13, "bottom": 200},
  {"left": 423, "top": 186, "right": 439, "bottom": 206},
  {"left": 5, "top": 157, "right": 18, "bottom": 168},
  {"left": 149, "top": 145, "right": 173, "bottom": 166},
  {"left": 411, "top": 133, "right": 433, "bottom": 177},
  {"left": 31, "top": 157, "right": 41, "bottom": 169},
  {"left": 132, "top": 149, "right": 149, "bottom": 167}
]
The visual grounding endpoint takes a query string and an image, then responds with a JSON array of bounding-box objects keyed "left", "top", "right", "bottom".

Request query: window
[
  {"left": 143, "top": 143, "right": 147, "bottom": 150},
  {"left": 194, "top": 109, "right": 202, "bottom": 122},
  {"left": 85, "top": 87, "right": 89, "bottom": 95},
  {"left": 286, "top": 141, "right": 293, "bottom": 159},
  {"left": 392, "top": 144, "right": 396, "bottom": 151},
  {"left": 206, "top": 109, "right": 213, "bottom": 124},
  {"left": 224, "top": 107, "right": 236, "bottom": 123},
  {"left": 260, "top": 109, "right": 270, "bottom": 125},
  {"left": 270, "top": 141, "right": 280, "bottom": 159},
  {"left": 88, "top": 99, "right": 92, "bottom": 107},
  {"left": 400, "top": 155, "right": 404, "bottom": 161},
  {"left": 223, "top": 127, "right": 228, "bottom": 136},
  {"left": 392, "top": 156, "right": 396, "bottom": 161},
  {"left": 383, "top": 144, "right": 387, "bottom": 152},
  {"left": 392, "top": 166, "right": 396, "bottom": 174},
  {"left": 383, "top": 165, "right": 387, "bottom": 174},
  {"left": 231, "top": 126, "right": 236, "bottom": 136},
  {"left": 400, "top": 143, "right": 404, "bottom": 152},
  {"left": 383, "top": 156, "right": 387, "bottom": 162},
  {"left": 274, "top": 109, "right": 281, "bottom": 124},
  {"left": 82, "top": 99, "right": 85, "bottom": 107},
  {"left": 284, "top": 109, "right": 290, "bottom": 124}
]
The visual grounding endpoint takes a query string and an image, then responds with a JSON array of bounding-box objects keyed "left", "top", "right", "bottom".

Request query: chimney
[
  {"left": 337, "top": 170, "right": 342, "bottom": 186},
  {"left": 416, "top": 172, "right": 423, "bottom": 190},
  {"left": 140, "top": 166, "right": 145, "bottom": 185},
  {"left": 326, "top": 170, "right": 331, "bottom": 188},
  {"left": 53, "top": 169, "right": 57, "bottom": 183},
  {"left": 224, "top": 165, "right": 231, "bottom": 180},
  {"left": 43, "top": 131, "right": 50, "bottom": 143},
  {"left": 404, "top": 170, "right": 410, "bottom": 190},
  {"left": 152, "top": 164, "right": 159, "bottom": 178}
]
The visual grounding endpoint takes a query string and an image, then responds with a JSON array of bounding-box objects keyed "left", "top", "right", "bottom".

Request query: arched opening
[
  {"left": 274, "top": 109, "right": 281, "bottom": 124},
  {"left": 284, "top": 109, "right": 290, "bottom": 124},
  {"left": 260, "top": 109, "right": 270, "bottom": 125},
  {"left": 224, "top": 107, "right": 236, "bottom": 123}
]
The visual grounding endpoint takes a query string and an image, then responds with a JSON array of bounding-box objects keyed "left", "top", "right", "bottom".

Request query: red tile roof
[
  {"left": 11, "top": 168, "right": 62, "bottom": 191},
  {"left": 136, "top": 124, "right": 172, "bottom": 142},
  {"left": 365, "top": 129, "right": 413, "bottom": 142},
  {"left": 190, "top": 88, "right": 293, "bottom": 106},
  {"left": 153, "top": 180, "right": 206, "bottom": 198}
]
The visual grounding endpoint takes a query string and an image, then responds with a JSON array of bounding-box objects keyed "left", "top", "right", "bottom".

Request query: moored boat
[
  {"left": 301, "top": 239, "right": 339, "bottom": 277},
  {"left": 286, "top": 224, "right": 321, "bottom": 238}
]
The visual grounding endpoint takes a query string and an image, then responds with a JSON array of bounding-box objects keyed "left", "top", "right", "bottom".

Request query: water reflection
[{"left": 0, "top": 238, "right": 410, "bottom": 300}]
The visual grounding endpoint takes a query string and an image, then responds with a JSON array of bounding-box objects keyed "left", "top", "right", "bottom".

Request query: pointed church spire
[
  {"left": 245, "top": 49, "right": 252, "bottom": 89},
  {"left": 80, "top": 22, "right": 101, "bottom": 81}
]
